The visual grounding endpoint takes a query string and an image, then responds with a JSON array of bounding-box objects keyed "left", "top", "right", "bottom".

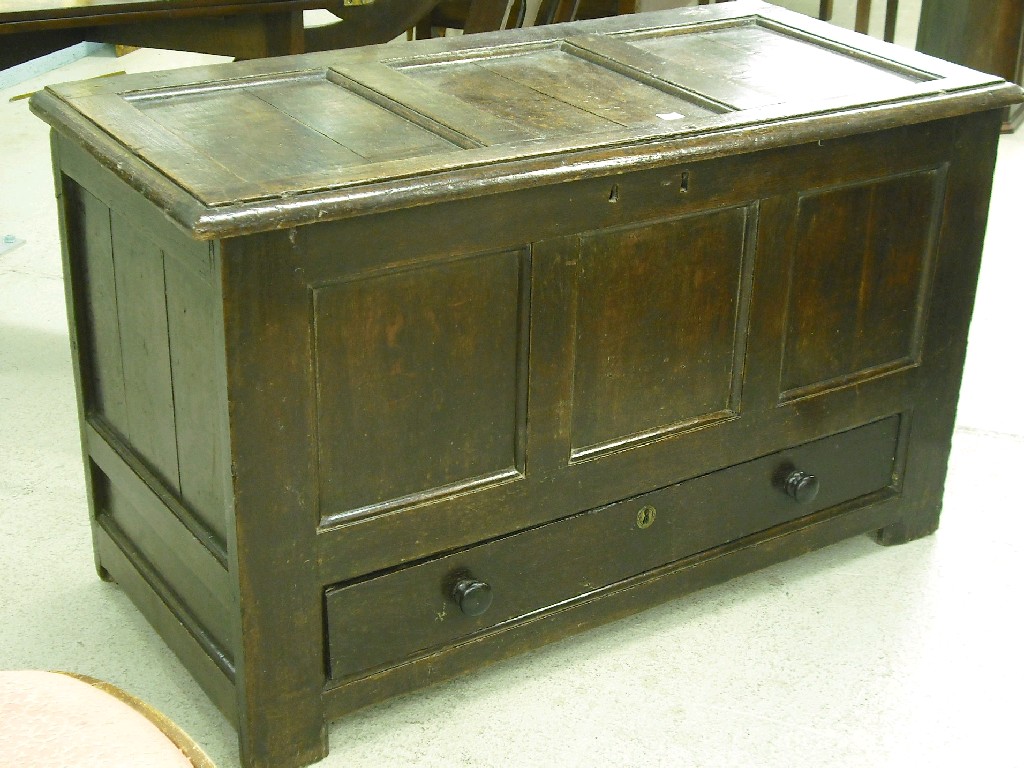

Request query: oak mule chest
[{"left": 31, "top": 3, "right": 1022, "bottom": 766}]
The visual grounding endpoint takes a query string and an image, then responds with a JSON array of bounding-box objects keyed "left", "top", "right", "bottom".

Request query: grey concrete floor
[{"left": 2, "top": 4, "right": 1023, "bottom": 767}]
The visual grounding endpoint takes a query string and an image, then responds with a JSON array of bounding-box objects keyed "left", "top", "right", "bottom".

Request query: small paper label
[{"left": 656, "top": 112, "right": 686, "bottom": 121}]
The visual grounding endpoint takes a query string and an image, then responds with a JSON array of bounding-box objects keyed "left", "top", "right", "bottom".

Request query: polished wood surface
[
  {"left": 325, "top": 417, "right": 901, "bottom": 682},
  {"left": 702, "top": 0, "right": 899, "bottom": 42},
  {"left": 31, "top": 3, "right": 1022, "bottom": 767},
  {"left": 33, "top": 4, "right": 1017, "bottom": 219},
  {"left": 917, "top": 0, "right": 1024, "bottom": 130},
  {"left": 0, "top": 0, "right": 516, "bottom": 69},
  {"left": 1, "top": 0, "right": 318, "bottom": 66}
]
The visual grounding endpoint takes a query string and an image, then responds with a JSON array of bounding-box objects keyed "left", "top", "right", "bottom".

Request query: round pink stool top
[{"left": 0, "top": 670, "right": 214, "bottom": 767}]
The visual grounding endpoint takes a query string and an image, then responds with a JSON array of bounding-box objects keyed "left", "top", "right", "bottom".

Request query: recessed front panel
[
  {"left": 314, "top": 250, "right": 528, "bottom": 520},
  {"left": 570, "top": 206, "right": 755, "bottom": 458},
  {"left": 780, "top": 168, "right": 945, "bottom": 398}
]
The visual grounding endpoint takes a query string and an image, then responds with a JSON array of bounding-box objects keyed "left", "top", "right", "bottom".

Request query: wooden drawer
[{"left": 325, "top": 415, "right": 900, "bottom": 681}]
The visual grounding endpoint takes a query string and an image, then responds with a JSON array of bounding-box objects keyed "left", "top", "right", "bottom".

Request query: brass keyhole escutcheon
[{"left": 636, "top": 505, "right": 657, "bottom": 529}]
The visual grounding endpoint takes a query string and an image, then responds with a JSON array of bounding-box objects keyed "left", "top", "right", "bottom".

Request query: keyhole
[
  {"left": 608, "top": 184, "right": 619, "bottom": 203},
  {"left": 680, "top": 171, "right": 690, "bottom": 193},
  {"left": 636, "top": 505, "right": 657, "bottom": 529}
]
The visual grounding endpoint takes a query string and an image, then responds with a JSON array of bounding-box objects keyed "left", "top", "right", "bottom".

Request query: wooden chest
[{"left": 30, "top": 3, "right": 1022, "bottom": 766}]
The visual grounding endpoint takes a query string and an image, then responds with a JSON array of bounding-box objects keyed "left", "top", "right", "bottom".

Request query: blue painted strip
[{"left": 0, "top": 42, "right": 115, "bottom": 90}]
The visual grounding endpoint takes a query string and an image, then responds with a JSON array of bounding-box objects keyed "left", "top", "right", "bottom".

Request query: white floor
[{"left": 2, "top": 6, "right": 1023, "bottom": 768}]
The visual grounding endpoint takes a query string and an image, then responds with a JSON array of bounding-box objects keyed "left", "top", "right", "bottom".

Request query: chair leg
[
  {"left": 854, "top": 0, "right": 870, "bottom": 34},
  {"left": 818, "top": 0, "right": 833, "bottom": 21},
  {"left": 883, "top": 0, "right": 898, "bottom": 42}
]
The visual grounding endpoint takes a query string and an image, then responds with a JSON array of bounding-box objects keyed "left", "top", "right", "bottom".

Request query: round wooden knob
[
  {"left": 452, "top": 577, "right": 492, "bottom": 617},
  {"left": 784, "top": 470, "right": 819, "bottom": 503}
]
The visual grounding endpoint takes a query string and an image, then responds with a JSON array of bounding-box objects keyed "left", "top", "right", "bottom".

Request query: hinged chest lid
[{"left": 31, "top": 0, "right": 1023, "bottom": 238}]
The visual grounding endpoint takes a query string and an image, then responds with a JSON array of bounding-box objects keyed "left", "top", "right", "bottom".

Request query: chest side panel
[{"left": 57, "top": 164, "right": 236, "bottom": 678}]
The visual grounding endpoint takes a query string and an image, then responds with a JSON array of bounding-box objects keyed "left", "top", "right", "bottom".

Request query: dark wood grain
[
  {"left": 780, "top": 168, "right": 944, "bottom": 398},
  {"left": 30, "top": 1, "right": 1020, "bottom": 228},
  {"left": 109, "top": 212, "right": 179, "bottom": 491},
  {"left": 323, "top": 486, "right": 903, "bottom": 719},
  {"left": 94, "top": 433, "right": 237, "bottom": 656},
  {"left": 877, "top": 108, "right": 1004, "bottom": 543},
  {"left": 165, "top": 253, "right": 230, "bottom": 545},
  {"left": 314, "top": 249, "right": 526, "bottom": 519},
  {"left": 569, "top": 205, "right": 754, "bottom": 457},
  {"left": 219, "top": 237, "right": 327, "bottom": 768},
  {"left": 68, "top": 186, "right": 129, "bottom": 434},
  {"left": 628, "top": 21, "right": 927, "bottom": 110},
  {"left": 917, "top": 0, "right": 1024, "bottom": 130},
  {"left": 326, "top": 416, "right": 899, "bottom": 682},
  {"left": 0, "top": 0, "right": 318, "bottom": 67},
  {"left": 34, "top": 5, "right": 1020, "bottom": 767},
  {"left": 254, "top": 78, "right": 461, "bottom": 163},
  {"left": 54, "top": 148, "right": 113, "bottom": 583},
  {"left": 93, "top": 521, "right": 238, "bottom": 721}
]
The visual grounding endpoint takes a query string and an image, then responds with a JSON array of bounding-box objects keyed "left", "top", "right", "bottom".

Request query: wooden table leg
[
  {"left": 257, "top": 10, "right": 304, "bottom": 57},
  {"left": 0, "top": 29, "right": 86, "bottom": 70},
  {"left": 90, "top": 11, "right": 305, "bottom": 59},
  {"left": 463, "top": 0, "right": 516, "bottom": 32},
  {"left": 883, "top": 0, "right": 898, "bottom": 42},
  {"left": 305, "top": 0, "right": 439, "bottom": 50},
  {"left": 854, "top": 0, "right": 871, "bottom": 34}
]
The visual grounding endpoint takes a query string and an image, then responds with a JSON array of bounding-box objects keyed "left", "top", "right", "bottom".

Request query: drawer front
[{"left": 325, "top": 415, "right": 900, "bottom": 681}]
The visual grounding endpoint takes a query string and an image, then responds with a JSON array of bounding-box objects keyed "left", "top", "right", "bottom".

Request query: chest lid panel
[{"left": 32, "top": 0, "right": 1023, "bottom": 235}]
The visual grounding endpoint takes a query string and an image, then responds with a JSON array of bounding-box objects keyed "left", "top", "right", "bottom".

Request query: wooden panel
[
  {"left": 70, "top": 92, "right": 251, "bottom": 207},
  {"left": 93, "top": 453, "right": 237, "bottom": 657},
  {"left": 87, "top": 419, "right": 228, "bottom": 566},
  {"left": 878, "top": 109, "right": 1003, "bottom": 543},
  {"left": 570, "top": 205, "right": 754, "bottom": 458},
  {"left": 628, "top": 22, "right": 931, "bottom": 109},
  {"left": 780, "top": 168, "right": 945, "bottom": 398},
  {"left": 92, "top": 522, "right": 237, "bottom": 725},
  {"left": 326, "top": 415, "right": 899, "bottom": 681},
  {"left": 397, "top": 53, "right": 615, "bottom": 138},
  {"left": 564, "top": 34, "right": 738, "bottom": 112},
  {"left": 110, "top": 212, "right": 179, "bottom": 491},
  {"left": 253, "top": 79, "right": 460, "bottom": 164},
  {"left": 219, "top": 237, "right": 328, "bottom": 768},
  {"left": 324, "top": 488, "right": 902, "bottom": 718},
  {"left": 54, "top": 134, "right": 213, "bottom": 267},
  {"left": 132, "top": 88, "right": 366, "bottom": 184},
  {"left": 917, "top": 0, "right": 1024, "bottom": 83},
  {"left": 31, "top": 3, "right": 1020, "bottom": 236},
  {"left": 916, "top": 0, "right": 1024, "bottom": 129},
  {"left": 298, "top": 120, "right": 951, "bottom": 584},
  {"left": 165, "top": 253, "right": 228, "bottom": 543},
  {"left": 327, "top": 63, "right": 537, "bottom": 147},
  {"left": 67, "top": 185, "right": 128, "bottom": 434},
  {"left": 314, "top": 249, "right": 528, "bottom": 520},
  {"left": 397, "top": 47, "right": 718, "bottom": 138},
  {"left": 0, "top": 0, "right": 323, "bottom": 24}
]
